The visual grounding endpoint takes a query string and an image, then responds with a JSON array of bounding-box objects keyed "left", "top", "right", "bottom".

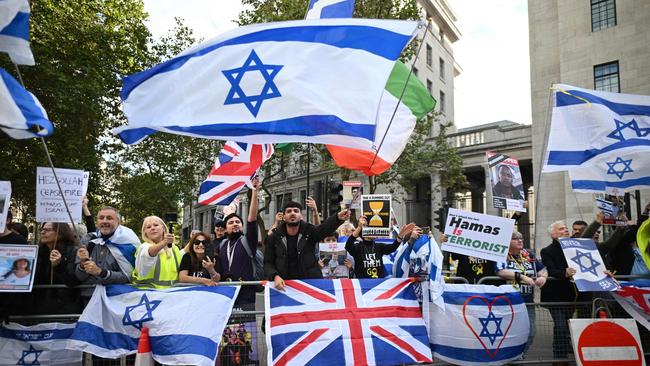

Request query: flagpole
[
  {"left": 306, "top": 143, "right": 311, "bottom": 223},
  {"left": 11, "top": 63, "right": 79, "bottom": 235},
  {"left": 369, "top": 19, "right": 431, "bottom": 170}
]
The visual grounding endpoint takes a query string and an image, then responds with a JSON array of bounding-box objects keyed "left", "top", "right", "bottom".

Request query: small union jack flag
[
  {"left": 198, "top": 141, "right": 273, "bottom": 205},
  {"left": 265, "top": 278, "right": 432, "bottom": 366}
]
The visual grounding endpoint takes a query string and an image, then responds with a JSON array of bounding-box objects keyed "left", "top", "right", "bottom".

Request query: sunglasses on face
[{"left": 193, "top": 239, "right": 208, "bottom": 246}]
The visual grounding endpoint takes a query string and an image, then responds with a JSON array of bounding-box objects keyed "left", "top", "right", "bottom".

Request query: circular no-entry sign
[{"left": 576, "top": 320, "right": 643, "bottom": 366}]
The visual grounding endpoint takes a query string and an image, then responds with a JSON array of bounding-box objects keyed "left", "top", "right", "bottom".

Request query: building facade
[{"left": 529, "top": 0, "right": 650, "bottom": 247}]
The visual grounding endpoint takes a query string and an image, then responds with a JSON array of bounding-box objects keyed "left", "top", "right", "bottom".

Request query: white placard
[
  {"left": 0, "top": 181, "right": 11, "bottom": 232},
  {"left": 442, "top": 208, "right": 514, "bottom": 263},
  {"left": 0, "top": 244, "right": 38, "bottom": 292},
  {"left": 35, "top": 167, "right": 85, "bottom": 223},
  {"left": 82, "top": 171, "right": 90, "bottom": 196}
]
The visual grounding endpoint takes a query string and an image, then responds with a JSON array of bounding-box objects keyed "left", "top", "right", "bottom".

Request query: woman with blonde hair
[
  {"left": 178, "top": 231, "right": 220, "bottom": 286},
  {"left": 133, "top": 216, "right": 180, "bottom": 288}
]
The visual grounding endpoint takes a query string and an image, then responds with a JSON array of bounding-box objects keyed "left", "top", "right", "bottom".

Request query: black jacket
[
  {"left": 264, "top": 214, "right": 343, "bottom": 281},
  {"left": 540, "top": 239, "right": 578, "bottom": 303}
]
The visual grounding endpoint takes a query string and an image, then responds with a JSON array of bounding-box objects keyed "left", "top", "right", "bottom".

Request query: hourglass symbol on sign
[{"left": 368, "top": 201, "right": 384, "bottom": 226}]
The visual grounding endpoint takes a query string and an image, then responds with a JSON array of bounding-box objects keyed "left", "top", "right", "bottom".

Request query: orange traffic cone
[{"left": 134, "top": 326, "right": 154, "bottom": 366}]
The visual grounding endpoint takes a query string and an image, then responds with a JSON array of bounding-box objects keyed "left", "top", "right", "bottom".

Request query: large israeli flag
[
  {"left": 114, "top": 18, "right": 419, "bottom": 146},
  {"left": 430, "top": 284, "right": 529, "bottom": 366},
  {"left": 0, "top": 322, "right": 82, "bottom": 365},
  {"left": 0, "top": 67, "right": 53, "bottom": 139},
  {"left": 543, "top": 84, "right": 650, "bottom": 172},
  {"left": 568, "top": 149, "right": 650, "bottom": 193},
  {"left": 0, "top": 0, "right": 34, "bottom": 65},
  {"left": 306, "top": 0, "right": 355, "bottom": 19},
  {"left": 67, "top": 284, "right": 240, "bottom": 366}
]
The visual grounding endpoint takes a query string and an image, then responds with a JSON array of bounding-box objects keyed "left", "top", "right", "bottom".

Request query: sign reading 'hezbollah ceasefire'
[
  {"left": 442, "top": 208, "right": 514, "bottom": 263},
  {"left": 361, "top": 194, "right": 391, "bottom": 238}
]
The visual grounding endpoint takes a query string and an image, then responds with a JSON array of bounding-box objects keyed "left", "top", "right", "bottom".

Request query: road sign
[{"left": 569, "top": 318, "right": 645, "bottom": 366}]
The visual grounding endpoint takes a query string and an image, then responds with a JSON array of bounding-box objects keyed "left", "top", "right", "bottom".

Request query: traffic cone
[{"left": 134, "top": 326, "right": 154, "bottom": 366}]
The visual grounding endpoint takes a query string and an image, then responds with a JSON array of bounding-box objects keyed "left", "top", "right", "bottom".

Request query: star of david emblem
[
  {"left": 17, "top": 345, "right": 42, "bottom": 365},
  {"left": 570, "top": 250, "right": 600, "bottom": 276},
  {"left": 607, "top": 118, "right": 650, "bottom": 141},
  {"left": 478, "top": 311, "right": 504, "bottom": 345},
  {"left": 122, "top": 293, "right": 161, "bottom": 330},
  {"left": 606, "top": 157, "right": 634, "bottom": 179},
  {"left": 222, "top": 50, "right": 283, "bottom": 117}
]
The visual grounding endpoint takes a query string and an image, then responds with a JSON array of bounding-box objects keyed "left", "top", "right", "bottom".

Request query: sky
[{"left": 143, "top": 0, "right": 532, "bottom": 129}]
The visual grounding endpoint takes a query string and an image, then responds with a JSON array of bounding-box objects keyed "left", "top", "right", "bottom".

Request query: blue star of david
[
  {"left": 606, "top": 157, "right": 634, "bottom": 179},
  {"left": 122, "top": 293, "right": 161, "bottom": 330},
  {"left": 222, "top": 50, "right": 283, "bottom": 117},
  {"left": 17, "top": 345, "right": 42, "bottom": 365},
  {"left": 479, "top": 311, "right": 504, "bottom": 345},
  {"left": 607, "top": 118, "right": 650, "bottom": 141},
  {"left": 570, "top": 250, "right": 600, "bottom": 276}
]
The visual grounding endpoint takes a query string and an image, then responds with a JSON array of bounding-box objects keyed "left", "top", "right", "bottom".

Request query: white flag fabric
[
  {"left": 0, "top": 67, "right": 53, "bottom": 139},
  {"left": 543, "top": 84, "right": 650, "bottom": 172},
  {"left": 429, "top": 284, "right": 529, "bottom": 366},
  {"left": 114, "top": 18, "right": 419, "bottom": 146},
  {"left": 67, "top": 284, "right": 240, "bottom": 366},
  {"left": 0, "top": 0, "right": 34, "bottom": 65},
  {"left": 306, "top": 0, "right": 355, "bottom": 19},
  {"left": 0, "top": 322, "right": 82, "bottom": 366}
]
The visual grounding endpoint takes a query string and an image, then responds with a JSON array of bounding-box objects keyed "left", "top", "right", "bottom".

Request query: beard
[{"left": 286, "top": 221, "right": 300, "bottom": 227}]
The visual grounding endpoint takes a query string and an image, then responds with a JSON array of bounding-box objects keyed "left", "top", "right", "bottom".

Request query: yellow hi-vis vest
[
  {"left": 132, "top": 245, "right": 181, "bottom": 289},
  {"left": 638, "top": 219, "right": 650, "bottom": 271}
]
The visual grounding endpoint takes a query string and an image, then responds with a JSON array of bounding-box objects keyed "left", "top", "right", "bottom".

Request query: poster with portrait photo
[
  {"left": 486, "top": 151, "right": 526, "bottom": 212},
  {"left": 361, "top": 194, "right": 391, "bottom": 238},
  {"left": 0, "top": 181, "right": 10, "bottom": 232},
  {"left": 319, "top": 242, "right": 349, "bottom": 279},
  {"left": 0, "top": 244, "right": 38, "bottom": 292},
  {"left": 342, "top": 181, "right": 363, "bottom": 210}
]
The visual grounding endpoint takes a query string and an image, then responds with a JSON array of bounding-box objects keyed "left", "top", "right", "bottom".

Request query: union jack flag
[
  {"left": 198, "top": 141, "right": 273, "bottom": 205},
  {"left": 265, "top": 278, "right": 432, "bottom": 366}
]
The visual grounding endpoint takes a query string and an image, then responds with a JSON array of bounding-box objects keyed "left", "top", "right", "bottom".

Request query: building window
[
  {"left": 439, "top": 58, "right": 445, "bottom": 80},
  {"left": 594, "top": 61, "right": 619, "bottom": 92},
  {"left": 591, "top": 0, "right": 616, "bottom": 32},
  {"left": 426, "top": 44, "right": 432, "bottom": 67},
  {"left": 426, "top": 79, "right": 432, "bottom": 95},
  {"left": 439, "top": 90, "right": 446, "bottom": 113},
  {"left": 412, "top": 66, "right": 418, "bottom": 77}
]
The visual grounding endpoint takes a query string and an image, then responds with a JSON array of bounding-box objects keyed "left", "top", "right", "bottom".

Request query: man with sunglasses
[{"left": 264, "top": 201, "right": 350, "bottom": 291}]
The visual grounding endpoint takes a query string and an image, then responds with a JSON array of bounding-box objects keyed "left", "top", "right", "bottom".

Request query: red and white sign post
[{"left": 569, "top": 318, "right": 645, "bottom": 366}]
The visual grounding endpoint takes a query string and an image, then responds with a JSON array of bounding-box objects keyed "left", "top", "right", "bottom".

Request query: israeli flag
[
  {"left": 0, "top": 322, "right": 82, "bottom": 365},
  {"left": 306, "top": 0, "right": 355, "bottom": 19},
  {"left": 543, "top": 84, "right": 650, "bottom": 172},
  {"left": 88, "top": 225, "right": 141, "bottom": 279},
  {"left": 67, "top": 284, "right": 240, "bottom": 366},
  {"left": 430, "top": 284, "right": 529, "bottom": 366},
  {"left": 0, "top": 0, "right": 34, "bottom": 65},
  {"left": 0, "top": 67, "right": 53, "bottom": 139},
  {"left": 559, "top": 238, "right": 618, "bottom": 292},
  {"left": 392, "top": 235, "right": 430, "bottom": 278},
  {"left": 427, "top": 236, "right": 444, "bottom": 308},
  {"left": 569, "top": 149, "right": 650, "bottom": 193},
  {"left": 114, "top": 18, "right": 419, "bottom": 147}
]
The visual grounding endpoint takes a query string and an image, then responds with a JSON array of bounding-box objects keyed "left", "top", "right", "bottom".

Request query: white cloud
[{"left": 448, "top": 0, "right": 531, "bottom": 128}]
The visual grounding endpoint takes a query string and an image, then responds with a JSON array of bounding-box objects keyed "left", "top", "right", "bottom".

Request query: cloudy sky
[{"left": 143, "top": 0, "right": 532, "bottom": 129}]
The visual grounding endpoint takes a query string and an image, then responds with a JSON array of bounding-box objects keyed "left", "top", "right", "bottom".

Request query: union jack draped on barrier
[{"left": 265, "top": 278, "right": 432, "bottom": 366}]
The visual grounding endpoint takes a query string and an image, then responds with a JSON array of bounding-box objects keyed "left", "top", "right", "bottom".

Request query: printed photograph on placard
[
  {"left": 0, "top": 181, "right": 10, "bottom": 233},
  {"left": 596, "top": 195, "right": 627, "bottom": 226},
  {"left": 342, "top": 181, "right": 362, "bottom": 210},
  {"left": 319, "top": 242, "right": 349, "bottom": 279},
  {"left": 361, "top": 194, "right": 391, "bottom": 237},
  {"left": 0, "top": 244, "right": 38, "bottom": 292},
  {"left": 486, "top": 151, "right": 526, "bottom": 212}
]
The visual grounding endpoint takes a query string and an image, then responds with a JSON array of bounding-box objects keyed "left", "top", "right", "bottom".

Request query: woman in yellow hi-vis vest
[{"left": 133, "top": 216, "right": 180, "bottom": 288}]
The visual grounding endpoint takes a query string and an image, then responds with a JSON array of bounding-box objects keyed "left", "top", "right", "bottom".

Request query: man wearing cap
[{"left": 264, "top": 201, "right": 350, "bottom": 290}]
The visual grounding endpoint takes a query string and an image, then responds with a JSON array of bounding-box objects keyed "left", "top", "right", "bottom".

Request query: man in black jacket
[
  {"left": 264, "top": 201, "right": 350, "bottom": 290},
  {"left": 540, "top": 220, "right": 575, "bottom": 365}
]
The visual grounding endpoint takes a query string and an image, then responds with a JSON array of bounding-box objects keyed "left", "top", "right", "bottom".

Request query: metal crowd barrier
[{"left": 7, "top": 277, "right": 650, "bottom": 365}]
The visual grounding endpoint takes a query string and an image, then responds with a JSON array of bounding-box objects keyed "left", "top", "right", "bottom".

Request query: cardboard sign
[
  {"left": 559, "top": 238, "right": 618, "bottom": 292},
  {"left": 0, "top": 181, "right": 10, "bottom": 232},
  {"left": 35, "top": 167, "right": 85, "bottom": 223},
  {"left": 361, "top": 194, "right": 391, "bottom": 238},
  {"left": 569, "top": 318, "right": 645, "bottom": 366},
  {"left": 596, "top": 197, "right": 626, "bottom": 226},
  {"left": 0, "top": 244, "right": 38, "bottom": 292},
  {"left": 442, "top": 208, "right": 514, "bottom": 263},
  {"left": 319, "top": 242, "right": 349, "bottom": 279},
  {"left": 486, "top": 151, "right": 526, "bottom": 212},
  {"left": 342, "top": 181, "right": 362, "bottom": 210}
]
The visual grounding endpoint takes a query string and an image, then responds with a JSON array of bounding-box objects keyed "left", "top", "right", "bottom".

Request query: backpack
[{"left": 219, "top": 237, "right": 264, "bottom": 281}]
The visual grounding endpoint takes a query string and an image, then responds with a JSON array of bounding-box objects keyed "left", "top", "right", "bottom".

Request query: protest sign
[
  {"left": 319, "top": 242, "right": 349, "bottom": 279},
  {"left": 361, "top": 194, "right": 391, "bottom": 237},
  {"left": 596, "top": 197, "right": 627, "bottom": 226},
  {"left": 0, "top": 181, "right": 10, "bottom": 232},
  {"left": 487, "top": 151, "right": 526, "bottom": 212},
  {"left": 82, "top": 172, "right": 90, "bottom": 196},
  {"left": 559, "top": 238, "right": 618, "bottom": 292},
  {"left": 442, "top": 208, "right": 513, "bottom": 263},
  {"left": 342, "top": 181, "right": 362, "bottom": 210},
  {"left": 35, "top": 167, "right": 85, "bottom": 223},
  {"left": 0, "top": 244, "right": 38, "bottom": 292}
]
